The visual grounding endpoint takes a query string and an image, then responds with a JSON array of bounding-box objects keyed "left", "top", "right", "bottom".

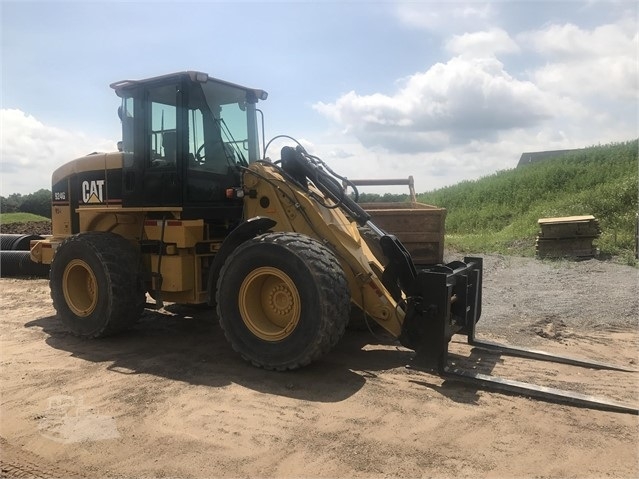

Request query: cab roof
[{"left": 109, "top": 70, "right": 268, "bottom": 101}]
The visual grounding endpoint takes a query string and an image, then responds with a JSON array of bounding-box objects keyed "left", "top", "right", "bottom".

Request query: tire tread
[
  {"left": 50, "top": 232, "right": 144, "bottom": 338},
  {"left": 217, "top": 232, "right": 350, "bottom": 370}
]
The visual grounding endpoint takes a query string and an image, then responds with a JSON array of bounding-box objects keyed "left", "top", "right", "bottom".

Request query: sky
[{"left": 1, "top": 0, "right": 637, "bottom": 196}]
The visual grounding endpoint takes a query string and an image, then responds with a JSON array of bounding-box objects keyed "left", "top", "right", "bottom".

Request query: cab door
[
  {"left": 181, "top": 84, "right": 243, "bottom": 221},
  {"left": 122, "top": 81, "right": 183, "bottom": 207}
]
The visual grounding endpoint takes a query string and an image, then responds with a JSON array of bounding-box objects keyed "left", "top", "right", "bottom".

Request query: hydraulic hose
[{"left": 280, "top": 146, "right": 371, "bottom": 226}]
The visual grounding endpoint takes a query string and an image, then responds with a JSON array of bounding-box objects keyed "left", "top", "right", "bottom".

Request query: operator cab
[{"left": 111, "top": 71, "right": 267, "bottom": 220}]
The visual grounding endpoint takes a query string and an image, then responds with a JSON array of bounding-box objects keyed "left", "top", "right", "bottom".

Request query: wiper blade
[{"left": 215, "top": 118, "right": 248, "bottom": 167}]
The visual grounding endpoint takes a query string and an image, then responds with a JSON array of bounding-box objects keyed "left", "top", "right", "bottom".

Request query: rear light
[{"left": 226, "top": 188, "right": 245, "bottom": 199}]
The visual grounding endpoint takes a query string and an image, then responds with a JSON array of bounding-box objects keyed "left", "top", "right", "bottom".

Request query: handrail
[{"left": 342, "top": 176, "right": 416, "bottom": 203}]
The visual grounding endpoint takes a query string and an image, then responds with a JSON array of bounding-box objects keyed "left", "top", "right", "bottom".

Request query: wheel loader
[{"left": 30, "top": 71, "right": 637, "bottom": 414}]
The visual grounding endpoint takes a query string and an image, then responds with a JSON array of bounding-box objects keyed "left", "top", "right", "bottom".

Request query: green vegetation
[
  {"left": 355, "top": 192, "right": 409, "bottom": 203},
  {"left": 418, "top": 140, "right": 638, "bottom": 263},
  {"left": 0, "top": 189, "right": 52, "bottom": 219},
  {"left": 0, "top": 212, "right": 51, "bottom": 224}
]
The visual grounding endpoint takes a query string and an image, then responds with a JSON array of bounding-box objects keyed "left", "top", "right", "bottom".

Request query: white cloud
[
  {"left": 446, "top": 28, "right": 520, "bottom": 57},
  {"left": 305, "top": 135, "right": 518, "bottom": 195},
  {"left": 313, "top": 56, "right": 552, "bottom": 153},
  {"left": 524, "top": 21, "right": 636, "bottom": 60},
  {"left": 0, "top": 109, "right": 116, "bottom": 195},
  {"left": 522, "top": 22, "right": 638, "bottom": 100}
]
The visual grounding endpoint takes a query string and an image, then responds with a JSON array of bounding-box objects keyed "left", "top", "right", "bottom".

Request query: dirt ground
[{"left": 1, "top": 253, "right": 638, "bottom": 478}]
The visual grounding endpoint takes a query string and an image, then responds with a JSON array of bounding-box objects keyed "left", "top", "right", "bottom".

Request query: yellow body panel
[
  {"left": 52, "top": 152, "right": 122, "bottom": 185},
  {"left": 29, "top": 238, "right": 57, "bottom": 264},
  {"left": 51, "top": 205, "right": 72, "bottom": 236},
  {"left": 150, "top": 253, "right": 195, "bottom": 292},
  {"left": 144, "top": 220, "right": 204, "bottom": 248},
  {"left": 79, "top": 210, "right": 144, "bottom": 239}
]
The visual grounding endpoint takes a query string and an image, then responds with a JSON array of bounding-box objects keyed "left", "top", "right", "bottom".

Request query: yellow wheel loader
[{"left": 30, "top": 71, "right": 636, "bottom": 413}]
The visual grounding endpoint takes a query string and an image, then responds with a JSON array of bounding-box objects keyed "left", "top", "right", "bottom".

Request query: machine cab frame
[{"left": 111, "top": 71, "right": 267, "bottom": 221}]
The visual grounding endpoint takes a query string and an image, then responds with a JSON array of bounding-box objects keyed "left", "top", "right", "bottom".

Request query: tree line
[{"left": 0, "top": 189, "right": 52, "bottom": 218}]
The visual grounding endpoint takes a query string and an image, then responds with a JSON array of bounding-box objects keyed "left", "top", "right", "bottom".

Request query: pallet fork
[{"left": 407, "top": 257, "right": 638, "bottom": 415}]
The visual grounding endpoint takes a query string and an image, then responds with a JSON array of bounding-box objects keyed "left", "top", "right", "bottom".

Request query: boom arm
[{"left": 279, "top": 146, "right": 422, "bottom": 297}]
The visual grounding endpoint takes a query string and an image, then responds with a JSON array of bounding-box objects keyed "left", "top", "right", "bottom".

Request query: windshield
[{"left": 200, "top": 81, "right": 252, "bottom": 165}]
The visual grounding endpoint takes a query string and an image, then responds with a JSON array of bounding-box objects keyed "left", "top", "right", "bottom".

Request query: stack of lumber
[{"left": 536, "top": 215, "right": 601, "bottom": 259}]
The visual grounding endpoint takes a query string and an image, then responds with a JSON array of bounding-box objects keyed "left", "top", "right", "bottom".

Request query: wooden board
[
  {"left": 538, "top": 215, "right": 596, "bottom": 224},
  {"left": 538, "top": 217, "right": 600, "bottom": 239}
]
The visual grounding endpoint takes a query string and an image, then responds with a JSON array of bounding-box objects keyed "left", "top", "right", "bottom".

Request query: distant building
[{"left": 517, "top": 148, "right": 583, "bottom": 168}]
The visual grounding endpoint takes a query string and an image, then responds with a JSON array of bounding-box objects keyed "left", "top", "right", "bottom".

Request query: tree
[
  {"left": 19, "top": 189, "right": 52, "bottom": 218},
  {"left": 0, "top": 193, "right": 23, "bottom": 214}
]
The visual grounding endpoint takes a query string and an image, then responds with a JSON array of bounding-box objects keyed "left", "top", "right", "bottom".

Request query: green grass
[
  {"left": 0, "top": 212, "right": 51, "bottom": 224},
  {"left": 418, "top": 140, "right": 638, "bottom": 264}
]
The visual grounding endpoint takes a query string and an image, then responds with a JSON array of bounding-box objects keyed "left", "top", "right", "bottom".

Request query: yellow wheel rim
[
  {"left": 238, "top": 267, "right": 301, "bottom": 341},
  {"left": 62, "top": 259, "right": 98, "bottom": 317}
]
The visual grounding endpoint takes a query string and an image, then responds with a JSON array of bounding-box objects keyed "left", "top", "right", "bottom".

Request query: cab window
[{"left": 148, "top": 84, "right": 177, "bottom": 168}]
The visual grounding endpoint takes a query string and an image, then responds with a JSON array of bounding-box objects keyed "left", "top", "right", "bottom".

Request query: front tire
[
  {"left": 50, "top": 232, "right": 144, "bottom": 338},
  {"left": 216, "top": 232, "right": 350, "bottom": 370}
]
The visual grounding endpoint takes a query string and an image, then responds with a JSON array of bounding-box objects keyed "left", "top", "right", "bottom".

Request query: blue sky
[{"left": 1, "top": 0, "right": 637, "bottom": 195}]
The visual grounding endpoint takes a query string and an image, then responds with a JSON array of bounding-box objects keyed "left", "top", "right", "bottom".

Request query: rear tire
[
  {"left": 50, "top": 232, "right": 145, "bottom": 338},
  {"left": 216, "top": 232, "right": 350, "bottom": 370}
]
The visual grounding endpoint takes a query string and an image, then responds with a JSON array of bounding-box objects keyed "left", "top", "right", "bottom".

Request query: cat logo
[{"left": 81, "top": 180, "right": 105, "bottom": 204}]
